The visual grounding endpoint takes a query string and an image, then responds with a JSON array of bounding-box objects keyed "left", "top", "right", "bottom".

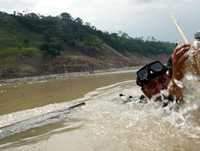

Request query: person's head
[{"left": 136, "top": 61, "right": 171, "bottom": 98}]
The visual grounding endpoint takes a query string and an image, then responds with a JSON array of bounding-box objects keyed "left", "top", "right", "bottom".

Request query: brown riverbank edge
[{"left": 0, "top": 66, "right": 139, "bottom": 86}]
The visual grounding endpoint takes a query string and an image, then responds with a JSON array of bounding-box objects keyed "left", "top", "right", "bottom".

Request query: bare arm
[{"left": 168, "top": 44, "right": 191, "bottom": 101}]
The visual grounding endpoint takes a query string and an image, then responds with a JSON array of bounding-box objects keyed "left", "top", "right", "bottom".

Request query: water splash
[{"left": 1, "top": 80, "right": 200, "bottom": 151}]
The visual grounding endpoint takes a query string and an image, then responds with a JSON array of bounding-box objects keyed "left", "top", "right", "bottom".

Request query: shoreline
[{"left": 0, "top": 66, "right": 140, "bottom": 86}]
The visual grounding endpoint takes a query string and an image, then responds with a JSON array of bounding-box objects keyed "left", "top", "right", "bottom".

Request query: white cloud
[
  {"left": 0, "top": 0, "right": 38, "bottom": 12},
  {"left": 0, "top": 0, "right": 199, "bottom": 42}
]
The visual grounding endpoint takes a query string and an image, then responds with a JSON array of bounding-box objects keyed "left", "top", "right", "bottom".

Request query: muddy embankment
[{"left": 0, "top": 46, "right": 169, "bottom": 80}]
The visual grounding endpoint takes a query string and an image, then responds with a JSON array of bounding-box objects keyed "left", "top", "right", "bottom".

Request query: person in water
[{"left": 136, "top": 44, "right": 191, "bottom": 103}]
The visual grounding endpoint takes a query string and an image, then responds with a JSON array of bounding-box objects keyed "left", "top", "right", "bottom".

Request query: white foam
[{"left": 1, "top": 79, "right": 200, "bottom": 143}]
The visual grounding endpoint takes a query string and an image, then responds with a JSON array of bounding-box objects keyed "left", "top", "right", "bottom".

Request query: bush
[
  {"left": 40, "top": 43, "right": 63, "bottom": 57},
  {"left": 0, "top": 47, "right": 40, "bottom": 57}
]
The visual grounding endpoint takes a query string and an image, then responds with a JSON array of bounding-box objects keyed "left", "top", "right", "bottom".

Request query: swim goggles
[{"left": 136, "top": 61, "right": 168, "bottom": 87}]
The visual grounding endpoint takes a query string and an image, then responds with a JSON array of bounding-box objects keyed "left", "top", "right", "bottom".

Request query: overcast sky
[{"left": 0, "top": 0, "right": 199, "bottom": 42}]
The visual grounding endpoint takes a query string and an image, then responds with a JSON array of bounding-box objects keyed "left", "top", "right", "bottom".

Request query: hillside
[{"left": 0, "top": 11, "right": 175, "bottom": 79}]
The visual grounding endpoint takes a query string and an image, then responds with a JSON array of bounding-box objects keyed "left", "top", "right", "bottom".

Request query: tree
[
  {"left": 40, "top": 42, "right": 63, "bottom": 57},
  {"left": 74, "top": 17, "right": 83, "bottom": 25},
  {"left": 60, "top": 12, "right": 72, "bottom": 23}
]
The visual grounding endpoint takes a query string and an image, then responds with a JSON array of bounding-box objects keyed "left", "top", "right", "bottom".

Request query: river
[{"left": 0, "top": 70, "right": 200, "bottom": 151}]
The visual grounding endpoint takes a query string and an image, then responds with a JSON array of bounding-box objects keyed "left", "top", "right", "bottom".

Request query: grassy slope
[
  {"left": 0, "top": 16, "right": 42, "bottom": 78},
  {"left": 0, "top": 12, "right": 171, "bottom": 79},
  {"left": 0, "top": 14, "right": 131, "bottom": 79}
]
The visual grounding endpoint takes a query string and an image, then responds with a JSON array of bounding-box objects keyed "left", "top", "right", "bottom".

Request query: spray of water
[
  {"left": 1, "top": 81, "right": 200, "bottom": 151},
  {"left": 170, "top": 14, "right": 189, "bottom": 44}
]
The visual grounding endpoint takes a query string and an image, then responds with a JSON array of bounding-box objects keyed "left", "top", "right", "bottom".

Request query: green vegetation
[
  {"left": 0, "top": 47, "right": 40, "bottom": 57},
  {"left": 0, "top": 11, "right": 175, "bottom": 57},
  {"left": 0, "top": 11, "right": 175, "bottom": 79}
]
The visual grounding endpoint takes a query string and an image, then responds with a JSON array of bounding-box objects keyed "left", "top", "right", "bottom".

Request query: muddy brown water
[
  {"left": 1, "top": 71, "right": 200, "bottom": 151},
  {"left": 0, "top": 72, "right": 135, "bottom": 115}
]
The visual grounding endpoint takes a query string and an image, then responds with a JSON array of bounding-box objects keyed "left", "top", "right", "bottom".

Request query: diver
[{"left": 136, "top": 44, "right": 191, "bottom": 106}]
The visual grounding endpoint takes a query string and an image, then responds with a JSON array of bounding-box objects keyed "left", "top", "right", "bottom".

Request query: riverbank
[{"left": 0, "top": 66, "right": 139, "bottom": 86}]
